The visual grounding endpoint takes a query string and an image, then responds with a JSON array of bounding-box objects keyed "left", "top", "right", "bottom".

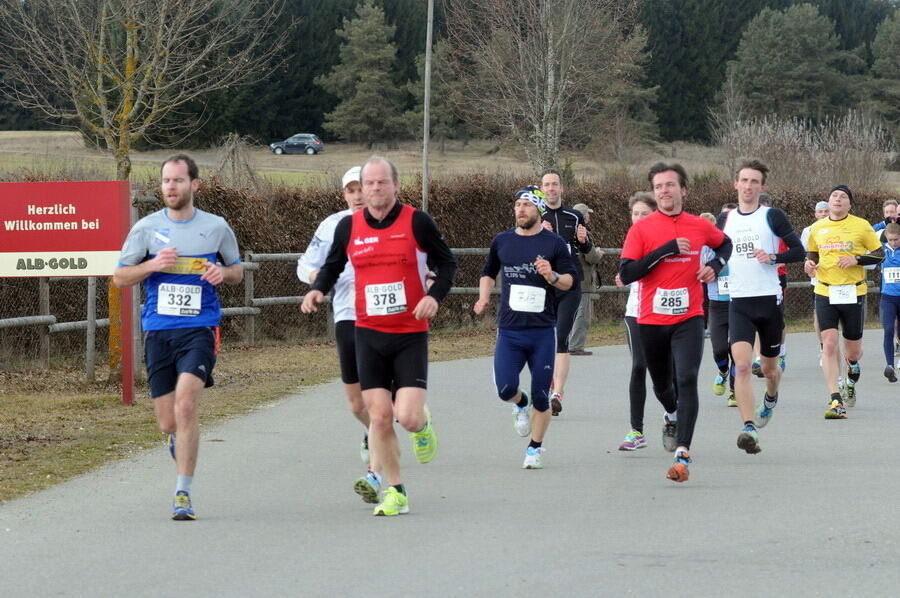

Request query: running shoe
[
  {"left": 778, "top": 356, "right": 786, "bottom": 372},
  {"left": 662, "top": 414, "right": 677, "bottom": 452},
  {"left": 844, "top": 382, "right": 856, "bottom": 408},
  {"left": 513, "top": 391, "right": 531, "bottom": 437},
  {"left": 666, "top": 451, "right": 691, "bottom": 483},
  {"left": 550, "top": 391, "right": 563, "bottom": 416},
  {"left": 171, "top": 491, "right": 196, "bottom": 521},
  {"left": 824, "top": 399, "right": 847, "bottom": 419},
  {"left": 360, "top": 435, "right": 369, "bottom": 464},
  {"left": 885, "top": 365, "right": 897, "bottom": 383},
  {"left": 751, "top": 359, "right": 763, "bottom": 378},
  {"left": 353, "top": 471, "right": 381, "bottom": 504},
  {"left": 522, "top": 446, "right": 545, "bottom": 469},
  {"left": 618, "top": 430, "right": 647, "bottom": 451},
  {"left": 755, "top": 400, "right": 775, "bottom": 429},
  {"left": 726, "top": 391, "right": 737, "bottom": 407},
  {"left": 736, "top": 424, "right": 761, "bottom": 454},
  {"left": 373, "top": 487, "right": 409, "bottom": 516},
  {"left": 410, "top": 406, "right": 438, "bottom": 463},
  {"left": 712, "top": 372, "right": 727, "bottom": 396},
  {"left": 167, "top": 433, "right": 176, "bottom": 461}
]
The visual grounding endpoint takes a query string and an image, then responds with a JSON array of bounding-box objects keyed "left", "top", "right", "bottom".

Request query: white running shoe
[
  {"left": 522, "top": 446, "right": 545, "bottom": 469},
  {"left": 513, "top": 406, "right": 531, "bottom": 437}
]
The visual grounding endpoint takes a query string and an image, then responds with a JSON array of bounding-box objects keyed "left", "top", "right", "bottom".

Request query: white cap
[{"left": 342, "top": 166, "right": 361, "bottom": 189}]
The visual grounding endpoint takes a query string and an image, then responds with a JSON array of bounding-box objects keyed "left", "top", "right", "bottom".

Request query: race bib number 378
[{"left": 365, "top": 281, "right": 407, "bottom": 316}]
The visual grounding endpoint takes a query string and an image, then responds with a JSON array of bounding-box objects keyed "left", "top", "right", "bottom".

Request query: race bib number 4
[
  {"left": 157, "top": 283, "right": 202, "bottom": 316},
  {"left": 509, "top": 284, "right": 546, "bottom": 313},
  {"left": 884, "top": 268, "right": 900, "bottom": 284},
  {"left": 653, "top": 287, "right": 689, "bottom": 316},
  {"left": 716, "top": 275, "right": 730, "bottom": 296},
  {"left": 365, "top": 281, "right": 407, "bottom": 316}
]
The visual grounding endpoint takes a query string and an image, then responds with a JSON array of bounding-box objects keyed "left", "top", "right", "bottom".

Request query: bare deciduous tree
[
  {"left": 446, "top": 0, "right": 644, "bottom": 172},
  {"left": 0, "top": 0, "right": 287, "bottom": 180},
  {"left": 0, "top": 0, "right": 287, "bottom": 376}
]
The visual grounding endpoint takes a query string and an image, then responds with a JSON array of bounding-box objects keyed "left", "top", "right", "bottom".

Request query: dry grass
[{"left": 2, "top": 129, "right": 857, "bottom": 188}]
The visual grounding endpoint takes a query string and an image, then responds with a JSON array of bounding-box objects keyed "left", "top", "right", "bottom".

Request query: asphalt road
[{"left": 1, "top": 331, "right": 898, "bottom": 597}]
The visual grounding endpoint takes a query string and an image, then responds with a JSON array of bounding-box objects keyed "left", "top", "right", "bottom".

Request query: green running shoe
[
  {"left": 726, "top": 391, "right": 737, "bottom": 407},
  {"left": 373, "top": 486, "right": 409, "bottom": 516},
  {"left": 712, "top": 373, "right": 727, "bottom": 396},
  {"left": 824, "top": 399, "right": 847, "bottom": 419},
  {"left": 410, "top": 406, "right": 438, "bottom": 463}
]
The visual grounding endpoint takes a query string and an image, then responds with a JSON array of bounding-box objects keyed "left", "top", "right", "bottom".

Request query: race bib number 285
[{"left": 653, "top": 287, "right": 689, "bottom": 316}]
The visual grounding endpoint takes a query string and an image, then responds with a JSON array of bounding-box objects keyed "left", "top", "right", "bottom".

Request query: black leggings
[
  {"left": 555, "top": 286, "right": 582, "bottom": 353},
  {"left": 624, "top": 316, "right": 676, "bottom": 432},
  {"left": 708, "top": 300, "right": 731, "bottom": 369},
  {"left": 638, "top": 316, "right": 705, "bottom": 450}
]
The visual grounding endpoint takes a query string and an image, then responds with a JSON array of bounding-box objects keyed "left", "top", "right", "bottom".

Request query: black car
[{"left": 269, "top": 133, "right": 324, "bottom": 155}]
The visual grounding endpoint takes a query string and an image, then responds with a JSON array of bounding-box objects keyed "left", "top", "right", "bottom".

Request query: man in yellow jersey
[{"left": 804, "top": 185, "right": 883, "bottom": 419}]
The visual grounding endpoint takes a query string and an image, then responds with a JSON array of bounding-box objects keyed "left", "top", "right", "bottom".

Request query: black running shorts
[{"left": 355, "top": 327, "right": 428, "bottom": 391}]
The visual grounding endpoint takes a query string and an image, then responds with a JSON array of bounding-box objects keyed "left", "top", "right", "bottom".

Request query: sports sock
[
  {"left": 764, "top": 392, "right": 778, "bottom": 409},
  {"left": 528, "top": 439, "right": 542, "bottom": 449},
  {"left": 516, "top": 392, "right": 528, "bottom": 408},
  {"left": 847, "top": 361, "right": 861, "bottom": 383},
  {"left": 176, "top": 475, "right": 193, "bottom": 495},
  {"left": 830, "top": 392, "right": 843, "bottom": 403},
  {"left": 665, "top": 410, "right": 677, "bottom": 422},
  {"left": 391, "top": 484, "right": 406, "bottom": 496},
  {"left": 743, "top": 420, "right": 756, "bottom": 429}
]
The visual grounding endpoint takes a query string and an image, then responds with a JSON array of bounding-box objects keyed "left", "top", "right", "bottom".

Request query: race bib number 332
[{"left": 157, "top": 283, "right": 202, "bottom": 316}]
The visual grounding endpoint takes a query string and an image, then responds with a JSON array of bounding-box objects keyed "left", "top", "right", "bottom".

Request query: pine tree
[
  {"left": 865, "top": 8, "right": 900, "bottom": 142},
  {"left": 726, "top": 3, "right": 854, "bottom": 121}
]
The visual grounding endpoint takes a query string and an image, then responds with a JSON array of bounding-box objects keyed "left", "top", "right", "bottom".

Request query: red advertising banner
[{"left": 0, "top": 181, "right": 131, "bottom": 277}]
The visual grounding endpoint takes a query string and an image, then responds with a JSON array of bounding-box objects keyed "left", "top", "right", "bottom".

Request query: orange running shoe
[{"left": 666, "top": 451, "right": 691, "bottom": 483}]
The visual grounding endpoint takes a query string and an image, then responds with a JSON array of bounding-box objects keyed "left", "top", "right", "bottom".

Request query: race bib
[
  {"left": 716, "top": 275, "right": 730, "bottom": 296},
  {"left": 732, "top": 235, "right": 759, "bottom": 259},
  {"left": 653, "top": 287, "right": 689, "bottom": 315},
  {"left": 509, "top": 284, "right": 546, "bottom": 313},
  {"left": 365, "top": 281, "right": 407, "bottom": 316},
  {"left": 157, "top": 283, "right": 202, "bottom": 316},
  {"left": 828, "top": 284, "right": 856, "bottom": 305},
  {"left": 884, "top": 268, "right": 900, "bottom": 284}
]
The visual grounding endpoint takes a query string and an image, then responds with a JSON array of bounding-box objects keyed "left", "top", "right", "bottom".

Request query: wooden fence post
[
  {"left": 244, "top": 252, "right": 256, "bottom": 345},
  {"left": 86, "top": 277, "right": 96, "bottom": 381},
  {"left": 39, "top": 277, "right": 50, "bottom": 368}
]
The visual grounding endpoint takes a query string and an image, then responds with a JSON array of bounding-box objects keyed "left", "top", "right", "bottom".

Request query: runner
[
  {"left": 804, "top": 184, "right": 883, "bottom": 419},
  {"left": 802, "top": 201, "right": 843, "bottom": 383},
  {"left": 539, "top": 169, "right": 594, "bottom": 415},
  {"left": 567, "top": 202, "right": 604, "bottom": 356},
  {"left": 296, "top": 166, "right": 382, "bottom": 502},
  {"left": 878, "top": 223, "right": 900, "bottom": 382},
  {"left": 615, "top": 192, "right": 678, "bottom": 452},
  {"left": 473, "top": 186, "right": 577, "bottom": 468},
  {"left": 619, "top": 162, "right": 732, "bottom": 482},
  {"left": 113, "top": 154, "right": 243, "bottom": 520},
  {"left": 703, "top": 206, "right": 737, "bottom": 408},
  {"left": 872, "top": 199, "right": 898, "bottom": 232},
  {"left": 301, "top": 156, "right": 458, "bottom": 516},
  {"left": 720, "top": 160, "right": 804, "bottom": 454}
]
